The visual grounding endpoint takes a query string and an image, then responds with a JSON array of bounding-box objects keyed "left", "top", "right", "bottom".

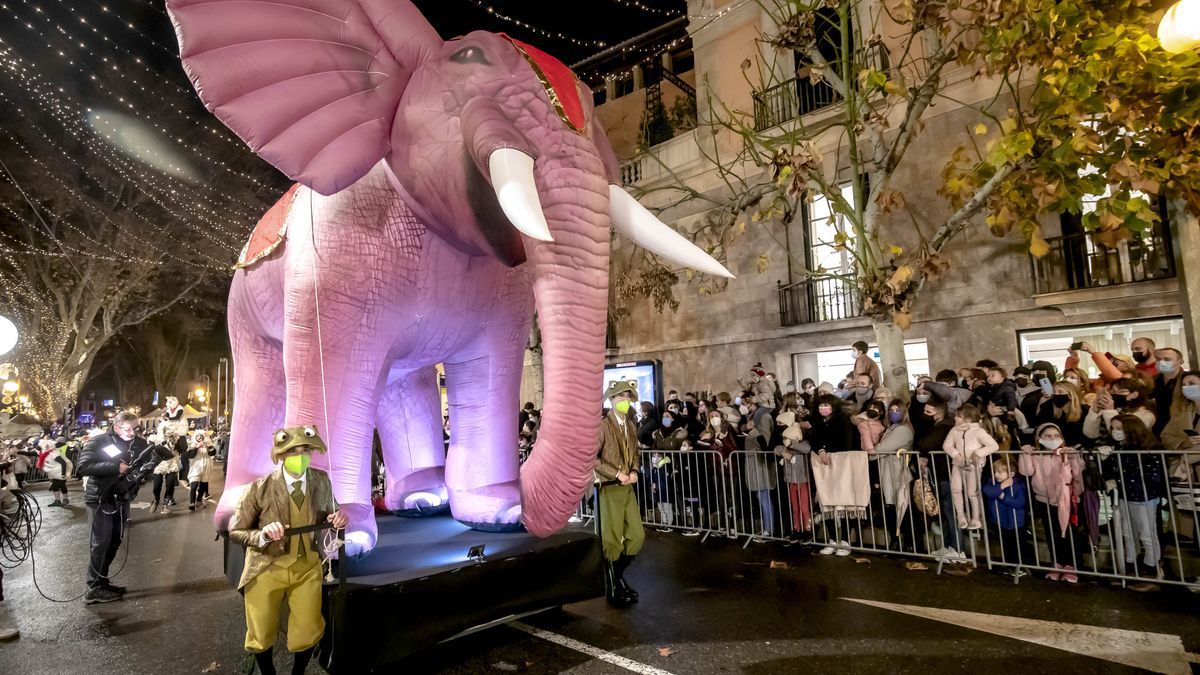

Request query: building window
[
  {"left": 805, "top": 182, "right": 859, "bottom": 276},
  {"left": 792, "top": 340, "right": 929, "bottom": 388},
  {"left": 1017, "top": 317, "right": 1186, "bottom": 377}
]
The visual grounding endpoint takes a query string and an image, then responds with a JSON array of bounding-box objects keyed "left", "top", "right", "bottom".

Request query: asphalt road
[{"left": 2, "top": 474, "right": 1199, "bottom": 674}]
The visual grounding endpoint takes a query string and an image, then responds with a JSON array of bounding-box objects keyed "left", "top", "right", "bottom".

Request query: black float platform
[{"left": 223, "top": 513, "right": 604, "bottom": 673}]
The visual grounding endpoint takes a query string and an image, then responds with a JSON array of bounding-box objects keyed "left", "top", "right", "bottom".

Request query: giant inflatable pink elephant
[{"left": 166, "top": 0, "right": 732, "bottom": 553}]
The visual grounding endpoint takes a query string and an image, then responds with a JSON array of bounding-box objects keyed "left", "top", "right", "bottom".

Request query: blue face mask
[
  {"left": 662, "top": 416, "right": 673, "bottom": 427},
  {"left": 1183, "top": 384, "right": 1200, "bottom": 402},
  {"left": 1157, "top": 360, "right": 1177, "bottom": 375},
  {"left": 888, "top": 410, "right": 904, "bottom": 424}
]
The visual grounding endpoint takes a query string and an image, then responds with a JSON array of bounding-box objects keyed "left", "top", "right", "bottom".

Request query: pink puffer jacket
[{"left": 1019, "top": 449, "right": 1084, "bottom": 535}]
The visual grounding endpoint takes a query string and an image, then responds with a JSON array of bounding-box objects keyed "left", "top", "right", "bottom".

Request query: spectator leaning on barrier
[
  {"left": 1019, "top": 423, "right": 1086, "bottom": 583},
  {"left": 981, "top": 455, "right": 1032, "bottom": 577},
  {"left": 1036, "top": 380, "right": 1089, "bottom": 447},
  {"left": 1100, "top": 414, "right": 1168, "bottom": 587}
]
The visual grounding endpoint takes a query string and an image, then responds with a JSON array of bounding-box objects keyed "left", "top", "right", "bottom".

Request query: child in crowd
[
  {"left": 773, "top": 411, "right": 812, "bottom": 541},
  {"left": 981, "top": 455, "right": 1032, "bottom": 577},
  {"left": 943, "top": 404, "right": 998, "bottom": 530}
]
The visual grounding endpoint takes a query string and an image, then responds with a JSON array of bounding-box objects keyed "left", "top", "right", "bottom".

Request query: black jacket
[
  {"left": 806, "top": 413, "right": 856, "bottom": 453},
  {"left": 915, "top": 417, "right": 955, "bottom": 482},
  {"left": 76, "top": 433, "right": 145, "bottom": 504}
]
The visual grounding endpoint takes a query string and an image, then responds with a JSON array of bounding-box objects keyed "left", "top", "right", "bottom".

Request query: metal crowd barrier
[{"left": 572, "top": 444, "right": 1200, "bottom": 590}]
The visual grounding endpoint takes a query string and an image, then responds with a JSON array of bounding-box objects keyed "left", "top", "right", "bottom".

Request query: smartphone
[{"left": 1069, "top": 342, "right": 1083, "bottom": 351}]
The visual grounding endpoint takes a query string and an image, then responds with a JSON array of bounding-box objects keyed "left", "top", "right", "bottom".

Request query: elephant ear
[{"left": 166, "top": 0, "right": 442, "bottom": 195}]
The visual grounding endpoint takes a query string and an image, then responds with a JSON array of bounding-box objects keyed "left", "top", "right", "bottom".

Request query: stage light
[
  {"left": 2, "top": 381, "right": 18, "bottom": 395},
  {"left": 467, "top": 544, "right": 486, "bottom": 563}
]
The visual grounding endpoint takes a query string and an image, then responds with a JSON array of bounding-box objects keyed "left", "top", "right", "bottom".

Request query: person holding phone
[{"left": 1162, "top": 370, "right": 1200, "bottom": 456}]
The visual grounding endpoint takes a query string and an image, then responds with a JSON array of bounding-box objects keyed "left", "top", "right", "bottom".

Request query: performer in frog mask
[{"left": 228, "top": 425, "right": 348, "bottom": 675}]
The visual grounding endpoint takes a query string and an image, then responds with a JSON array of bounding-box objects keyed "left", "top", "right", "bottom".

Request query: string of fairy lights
[
  {"left": 0, "top": 45, "right": 259, "bottom": 252},
  {"left": 1, "top": 0, "right": 274, "bottom": 181},
  {"left": 0, "top": 0, "right": 756, "bottom": 279}
]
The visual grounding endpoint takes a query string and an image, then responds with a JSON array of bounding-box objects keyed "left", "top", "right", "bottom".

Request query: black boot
[
  {"left": 291, "top": 647, "right": 314, "bottom": 675},
  {"left": 603, "top": 560, "right": 631, "bottom": 608},
  {"left": 253, "top": 648, "right": 276, "bottom": 675},
  {"left": 614, "top": 554, "right": 638, "bottom": 602}
]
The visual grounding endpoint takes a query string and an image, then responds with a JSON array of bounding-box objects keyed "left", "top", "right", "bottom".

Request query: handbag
[{"left": 911, "top": 467, "right": 940, "bottom": 516}]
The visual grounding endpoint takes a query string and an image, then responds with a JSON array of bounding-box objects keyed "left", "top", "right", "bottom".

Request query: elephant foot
[
  {"left": 385, "top": 467, "right": 450, "bottom": 517},
  {"left": 450, "top": 481, "right": 525, "bottom": 533},
  {"left": 337, "top": 502, "right": 378, "bottom": 557}
]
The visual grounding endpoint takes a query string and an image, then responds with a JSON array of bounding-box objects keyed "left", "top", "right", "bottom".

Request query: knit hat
[{"left": 270, "top": 425, "right": 328, "bottom": 462}]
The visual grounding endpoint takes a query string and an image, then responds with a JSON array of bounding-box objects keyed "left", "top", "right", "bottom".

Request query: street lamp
[
  {"left": 1159, "top": 0, "right": 1200, "bottom": 53},
  {"left": 0, "top": 316, "right": 16, "bottom": 357}
]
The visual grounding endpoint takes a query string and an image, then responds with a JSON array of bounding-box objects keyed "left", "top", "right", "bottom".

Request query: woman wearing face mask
[
  {"left": 1152, "top": 348, "right": 1185, "bottom": 437},
  {"left": 1084, "top": 377, "right": 1155, "bottom": 442},
  {"left": 1060, "top": 367, "right": 1095, "bottom": 404},
  {"left": 1162, "top": 371, "right": 1200, "bottom": 455},
  {"left": 807, "top": 394, "right": 858, "bottom": 555},
  {"left": 696, "top": 412, "right": 738, "bottom": 533},
  {"left": 874, "top": 400, "right": 914, "bottom": 550},
  {"left": 1101, "top": 414, "right": 1168, "bottom": 586},
  {"left": 1019, "top": 423, "right": 1086, "bottom": 582},
  {"left": 652, "top": 411, "right": 688, "bottom": 451},
  {"left": 1035, "top": 381, "right": 1089, "bottom": 448}
]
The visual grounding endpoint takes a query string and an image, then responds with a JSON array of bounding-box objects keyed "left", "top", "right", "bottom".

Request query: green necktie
[{"left": 291, "top": 482, "right": 305, "bottom": 556}]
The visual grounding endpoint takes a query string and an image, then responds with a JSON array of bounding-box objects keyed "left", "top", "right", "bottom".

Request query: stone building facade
[{"left": 523, "top": 0, "right": 1196, "bottom": 405}]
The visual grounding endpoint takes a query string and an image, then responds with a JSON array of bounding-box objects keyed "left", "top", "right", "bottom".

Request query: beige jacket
[
  {"left": 228, "top": 466, "right": 337, "bottom": 589},
  {"left": 595, "top": 411, "right": 639, "bottom": 482}
]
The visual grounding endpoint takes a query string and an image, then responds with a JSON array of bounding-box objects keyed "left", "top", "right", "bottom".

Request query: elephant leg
[
  {"left": 376, "top": 366, "right": 448, "bottom": 515},
  {"left": 443, "top": 279, "right": 532, "bottom": 532},
  {"left": 217, "top": 287, "right": 286, "bottom": 531}
]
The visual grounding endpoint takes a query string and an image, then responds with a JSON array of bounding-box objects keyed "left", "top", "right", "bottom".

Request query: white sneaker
[
  {"left": 835, "top": 547, "right": 852, "bottom": 557},
  {"left": 929, "top": 547, "right": 949, "bottom": 558},
  {"left": 819, "top": 545, "right": 836, "bottom": 555},
  {"left": 682, "top": 531, "right": 701, "bottom": 537}
]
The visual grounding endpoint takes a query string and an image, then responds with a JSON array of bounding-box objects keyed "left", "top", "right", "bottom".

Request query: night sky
[{"left": 1, "top": 0, "right": 688, "bottom": 100}]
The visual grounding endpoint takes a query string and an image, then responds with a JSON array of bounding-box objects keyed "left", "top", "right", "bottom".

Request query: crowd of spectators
[{"left": 541, "top": 338, "right": 1200, "bottom": 590}]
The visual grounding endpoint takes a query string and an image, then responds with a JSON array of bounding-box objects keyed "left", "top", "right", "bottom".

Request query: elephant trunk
[{"left": 518, "top": 168, "right": 611, "bottom": 536}]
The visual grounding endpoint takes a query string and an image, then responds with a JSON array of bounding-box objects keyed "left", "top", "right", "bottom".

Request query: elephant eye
[{"left": 450, "top": 46, "right": 490, "bottom": 66}]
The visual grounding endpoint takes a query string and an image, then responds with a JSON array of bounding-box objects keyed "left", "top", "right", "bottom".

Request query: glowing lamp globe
[
  {"left": 0, "top": 316, "right": 16, "bottom": 357},
  {"left": 1159, "top": 0, "right": 1200, "bottom": 53}
]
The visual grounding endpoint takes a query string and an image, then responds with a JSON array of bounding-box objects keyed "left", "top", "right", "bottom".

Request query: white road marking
[
  {"left": 510, "top": 621, "right": 676, "bottom": 675},
  {"left": 844, "top": 597, "right": 1197, "bottom": 675}
]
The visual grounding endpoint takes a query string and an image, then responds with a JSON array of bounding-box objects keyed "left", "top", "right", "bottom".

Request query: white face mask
[
  {"left": 1039, "top": 437, "right": 1064, "bottom": 450},
  {"left": 1111, "top": 430, "right": 1126, "bottom": 442},
  {"left": 739, "top": 405, "right": 750, "bottom": 416},
  {"left": 710, "top": 417, "right": 723, "bottom": 429}
]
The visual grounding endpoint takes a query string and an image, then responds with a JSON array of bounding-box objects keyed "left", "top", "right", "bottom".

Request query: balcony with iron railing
[
  {"left": 752, "top": 44, "right": 890, "bottom": 132},
  {"left": 1030, "top": 229, "right": 1176, "bottom": 296},
  {"left": 777, "top": 276, "right": 862, "bottom": 327}
]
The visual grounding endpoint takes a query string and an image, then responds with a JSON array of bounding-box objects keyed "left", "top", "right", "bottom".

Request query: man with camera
[{"left": 76, "top": 411, "right": 147, "bottom": 604}]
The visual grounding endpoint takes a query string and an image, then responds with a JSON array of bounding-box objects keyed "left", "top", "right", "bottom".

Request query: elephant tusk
[
  {"left": 608, "top": 185, "right": 735, "bottom": 279},
  {"left": 487, "top": 148, "right": 554, "bottom": 242}
]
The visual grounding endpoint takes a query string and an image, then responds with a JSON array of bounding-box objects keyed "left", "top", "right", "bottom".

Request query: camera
[{"left": 109, "top": 444, "right": 174, "bottom": 502}]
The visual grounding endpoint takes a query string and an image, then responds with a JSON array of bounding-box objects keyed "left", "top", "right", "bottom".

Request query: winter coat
[
  {"left": 742, "top": 420, "right": 777, "bottom": 492},
  {"left": 989, "top": 380, "right": 1021, "bottom": 412},
  {"left": 42, "top": 452, "right": 73, "bottom": 481},
  {"left": 1162, "top": 401, "right": 1200, "bottom": 450},
  {"left": 774, "top": 412, "right": 810, "bottom": 484},
  {"left": 981, "top": 477, "right": 1028, "bottom": 529},
  {"left": 806, "top": 413, "right": 856, "bottom": 454},
  {"left": 923, "top": 382, "right": 973, "bottom": 415},
  {"left": 1102, "top": 448, "right": 1168, "bottom": 503},
  {"left": 77, "top": 433, "right": 145, "bottom": 504},
  {"left": 1082, "top": 406, "right": 1155, "bottom": 441},
  {"left": 942, "top": 422, "right": 999, "bottom": 466},
  {"left": 855, "top": 417, "right": 886, "bottom": 454},
  {"left": 1019, "top": 447, "right": 1084, "bottom": 535},
  {"left": 854, "top": 353, "right": 882, "bottom": 388}
]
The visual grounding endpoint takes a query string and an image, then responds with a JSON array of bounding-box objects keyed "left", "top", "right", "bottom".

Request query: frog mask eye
[
  {"left": 303, "top": 426, "right": 317, "bottom": 438},
  {"left": 275, "top": 430, "right": 289, "bottom": 444}
]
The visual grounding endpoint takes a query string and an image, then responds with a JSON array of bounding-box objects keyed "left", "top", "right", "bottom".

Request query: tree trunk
[{"left": 873, "top": 320, "right": 911, "bottom": 401}]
